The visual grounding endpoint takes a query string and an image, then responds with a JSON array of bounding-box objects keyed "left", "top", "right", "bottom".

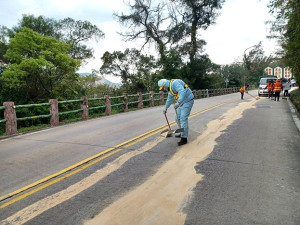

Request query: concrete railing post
[
  {"left": 3, "top": 102, "right": 17, "bottom": 136},
  {"left": 150, "top": 91, "right": 154, "bottom": 107},
  {"left": 193, "top": 90, "right": 197, "bottom": 99},
  {"left": 160, "top": 91, "right": 165, "bottom": 105},
  {"left": 81, "top": 96, "right": 88, "bottom": 120},
  {"left": 123, "top": 93, "right": 128, "bottom": 112},
  {"left": 105, "top": 95, "right": 111, "bottom": 116},
  {"left": 138, "top": 92, "right": 143, "bottom": 109},
  {"left": 49, "top": 99, "right": 59, "bottom": 127}
]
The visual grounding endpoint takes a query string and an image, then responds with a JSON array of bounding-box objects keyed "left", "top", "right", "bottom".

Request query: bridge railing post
[
  {"left": 138, "top": 92, "right": 143, "bottom": 109},
  {"left": 3, "top": 102, "right": 17, "bottom": 136},
  {"left": 150, "top": 91, "right": 154, "bottom": 107},
  {"left": 81, "top": 96, "right": 88, "bottom": 120},
  {"left": 105, "top": 95, "right": 111, "bottom": 116},
  {"left": 49, "top": 99, "right": 59, "bottom": 127},
  {"left": 159, "top": 91, "right": 164, "bottom": 105},
  {"left": 123, "top": 93, "right": 128, "bottom": 112}
]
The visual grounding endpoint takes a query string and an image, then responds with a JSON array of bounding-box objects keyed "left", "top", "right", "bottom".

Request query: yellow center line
[
  {"left": 0, "top": 148, "right": 123, "bottom": 209},
  {"left": 0, "top": 99, "right": 235, "bottom": 209}
]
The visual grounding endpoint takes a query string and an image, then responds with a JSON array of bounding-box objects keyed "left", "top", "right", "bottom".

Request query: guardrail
[{"left": 0, "top": 88, "right": 239, "bottom": 136}]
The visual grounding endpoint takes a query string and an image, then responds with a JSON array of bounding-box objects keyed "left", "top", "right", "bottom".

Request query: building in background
[{"left": 264, "top": 66, "right": 293, "bottom": 79}]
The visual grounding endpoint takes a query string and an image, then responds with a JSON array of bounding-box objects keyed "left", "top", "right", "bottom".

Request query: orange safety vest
[
  {"left": 240, "top": 86, "right": 245, "bottom": 93},
  {"left": 266, "top": 83, "right": 273, "bottom": 92},
  {"left": 273, "top": 81, "right": 282, "bottom": 92},
  {"left": 169, "top": 79, "right": 189, "bottom": 100}
]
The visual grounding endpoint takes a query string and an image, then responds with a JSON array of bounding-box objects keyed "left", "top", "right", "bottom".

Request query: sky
[{"left": 0, "top": 0, "right": 278, "bottom": 83}]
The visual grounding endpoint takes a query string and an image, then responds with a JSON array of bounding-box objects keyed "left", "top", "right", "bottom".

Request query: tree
[
  {"left": 268, "top": 0, "right": 300, "bottom": 82},
  {"left": 115, "top": 0, "right": 173, "bottom": 67},
  {"left": 243, "top": 42, "right": 274, "bottom": 85},
  {"left": 221, "top": 63, "right": 249, "bottom": 88},
  {"left": 10, "top": 14, "right": 61, "bottom": 39},
  {"left": 115, "top": 0, "right": 224, "bottom": 89},
  {"left": 1, "top": 27, "right": 80, "bottom": 103},
  {"left": 0, "top": 26, "right": 10, "bottom": 63},
  {"left": 77, "top": 71, "right": 111, "bottom": 98},
  {"left": 59, "top": 17, "right": 105, "bottom": 62},
  {"left": 100, "top": 48, "right": 157, "bottom": 92},
  {"left": 1, "top": 14, "right": 105, "bottom": 63},
  {"left": 171, "top": 0, "right": 225, "bottom": 62}
]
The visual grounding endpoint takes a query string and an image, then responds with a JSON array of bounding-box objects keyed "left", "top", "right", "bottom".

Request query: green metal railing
[
  {"left": 0, "top": 106, "right": 5, "bottom": 124},
  {"left": 11, "top": 103, "right": 52, "bottom": 123},
  {"left": 1, "top": 87, "right": 239, "bottom": 136},
  {"left": 58, "top": 99, "right": 82, "bottom": 104},
  {"left": 17, "top": 114, "right": 52, "bottom": 121},
  {"left": 14, "top": 103, "right": 51, "bottom": 109}
]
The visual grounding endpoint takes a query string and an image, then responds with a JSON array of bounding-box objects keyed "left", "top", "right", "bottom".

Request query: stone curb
[{"left": 287, "top": 98, "right": 300, "bottom": 132}]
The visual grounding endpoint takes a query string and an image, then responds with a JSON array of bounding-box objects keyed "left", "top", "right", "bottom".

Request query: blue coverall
[{"left": 164, "top": 79, "right": 194, "bottom": 138}]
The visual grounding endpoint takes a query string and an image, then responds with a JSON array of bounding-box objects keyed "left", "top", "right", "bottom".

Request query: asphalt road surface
[{"left": 0, "top": 90, "right": 299, "bottom": 225}]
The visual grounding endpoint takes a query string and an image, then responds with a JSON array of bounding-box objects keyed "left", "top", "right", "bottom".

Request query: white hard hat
[{"left": 158, "top": 79, "right": 167, "bottom": 90}]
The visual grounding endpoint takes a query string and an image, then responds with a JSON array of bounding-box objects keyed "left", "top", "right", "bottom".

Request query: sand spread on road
[
  {"left": 84, "top": 99, "right": 256, "bottom": 225},
  {"left": 1, "top": 99, "right": 256, "bottom": 225}
]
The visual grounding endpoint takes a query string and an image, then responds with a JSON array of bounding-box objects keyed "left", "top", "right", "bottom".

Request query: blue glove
[
  {"left": 163, "top": 108, "right": 167, "bottom": 114},
  {"left": 174, "top": 102, "right": 180, "bottom": 109}
]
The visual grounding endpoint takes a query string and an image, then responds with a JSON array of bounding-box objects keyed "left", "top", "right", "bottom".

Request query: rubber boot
[{"left": 177, "top": 138, "right": 187, "bottom": 146}]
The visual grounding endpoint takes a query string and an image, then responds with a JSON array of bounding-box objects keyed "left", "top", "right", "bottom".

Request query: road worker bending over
[
  {"left": 239, "top": 84, "right": 249, "bottom": 100},
  {"left": 158, "top": 79, "right": 194, "bottom": 146}
]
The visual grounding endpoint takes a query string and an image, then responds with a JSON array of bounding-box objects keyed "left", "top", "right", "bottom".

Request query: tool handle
[
  {"left": 175, "top": 109, "right": 181, "bottom": 128},
  {"left": 164, "top": 113, "right": 171, "bottom": 130}
]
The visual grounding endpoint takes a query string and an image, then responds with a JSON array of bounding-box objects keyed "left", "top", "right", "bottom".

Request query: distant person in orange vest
[
  {"left": 273, "top": 79, "right": 283, "bottom": 101},
  {"left": 239, "top": 84, "right": 248, "bottom": 100},
  {"left": 264, "top": 80, "right": 274, "bottom": 99}
]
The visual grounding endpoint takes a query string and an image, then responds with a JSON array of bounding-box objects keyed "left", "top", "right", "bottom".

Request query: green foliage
[
  {"left": 2, "top": 14, "right": 104, "bottom": 64},
  {"left": 77, "top": 72, "right": 120, "bottom": 98},
  {"left": 0, "top": 26, "right": 10, "bottom": 63},
  {"left": 1, "top": 27, "right": 80, "bottom": 103},
  {"left": 115, "top": 0, "right": 170, "bottom": 64},
  {"left": 100, "top": 48, "right": 157, "bottom": 93},
  {"left": 0, "top": 42, "right": 8, "bottom": 63},
  {"left": 268, "top": 0, "right": 300, "bottom": 83},
  {"left": 284, "top": 1, "right": 300, "bottom": 83},
  {"left": 290, "top": 88, "right": 300, "bottom": 113},
  {"left": 114, "top": 0, "right": 225, "bottom": 89},
  {"left": 159, "top": 49, "right": 184, "bottom": 80},
  {"left": 11, "top": 14, "right": 61, "bottom": 39},
  {"left": 221, "top": 63, "right": 248, "bottom": 87},
  {"left": 179, "top": 55, "right": 219, "bottom": 89},
  {"left": 171, "top": 0, "right": 225, "bottom": 62},
  {"left": 243, "top": 42, "right": 275, "bottom": 85},
  {"left": 59, "top": 17, "right": 105, "bottom": 61}
]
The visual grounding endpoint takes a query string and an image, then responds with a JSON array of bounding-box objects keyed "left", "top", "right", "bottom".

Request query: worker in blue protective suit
[{"left": 158, "top": 79, "right": 194, "bottom": 146}]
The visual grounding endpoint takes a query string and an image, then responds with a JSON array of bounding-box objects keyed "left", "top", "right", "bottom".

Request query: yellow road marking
[
  {"left": 0, "top": 100, "right": 234, "bottom": 209},
  {"left": 0, "top": 148, "right": 123, "bottom": 209}
]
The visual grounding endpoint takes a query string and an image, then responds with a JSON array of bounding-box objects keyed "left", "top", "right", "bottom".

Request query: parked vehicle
[
  {"left": 258, "top": 77, "right": 277, "bottom": 96},
  {"left": 291, "top": 78, "right": 297, "bottom": 87}
]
